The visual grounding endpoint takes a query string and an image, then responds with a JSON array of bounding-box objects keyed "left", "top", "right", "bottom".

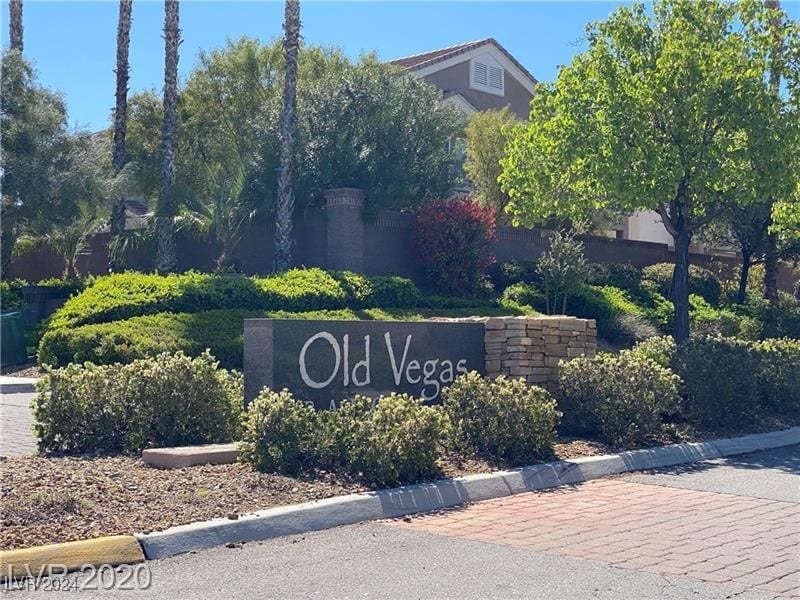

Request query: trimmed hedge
[
  {"left": 39, "top": 305, "right": 536, "bottom": 369},
  {"left": 752, "top": 338, "right": 800, "bottom": 415},
  {"left": 46, "top": 269, "right": 422, "bottom": 330},
  {"left": 0, "top": 278, "right": 27, "bottom": 311},
  {"left": 672, "top": 336, "right": 760, "bottom": 426},
  {"left": 673, "top": 336, "right": 800, "bottom": 425},
  {"left": 32, "top": 351, "right": 242, "bottom": 455}
]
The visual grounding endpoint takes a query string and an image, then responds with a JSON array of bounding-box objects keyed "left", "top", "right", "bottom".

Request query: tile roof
[{"left": 389, "top": 38, "right": 537, "bottom": 86}]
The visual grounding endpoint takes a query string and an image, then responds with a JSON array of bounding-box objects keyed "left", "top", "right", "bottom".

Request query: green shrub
[
  {"left": 569, "top": 285, "right": 658, "bottom": 344},
  {"left": 46, "top": 269, "right": 423, "bottom": 330},
  {"left": 629, "top": 336, "right": 676, "bottom": 368},
  {"left": 414, "top": 197, "right": 497, "bottom": 296},
  {"left": 488, "top": 259, "right": 539, "bottom": 290},
  {"left": 239, "top": 388, "right": 318, "bottom": 476},
  {"left": 558, "top": 353, "right": 681, "bottom": 445},
  {"left": 32, "top": 351, "right": 242, "bottom": 455},
  {"left": 752, "top": 338, "right": 800, "bottom": 415},
  {"left": 1, "top": 278, "right": 27, "bottom": 311},
  {"left": 689, "top": 295, "right": 762, "bottom": 340},
  {"left": 38, "top": 304, "right": 536, "bottom": 369},
  {"left": 501, "top": 282, "right": 546, "bottom": 312},
  {"left": 586, "top": 263, "right": 643, "bottom": 296},
  {"left": 346, "top": 393, "right": 448, "bottom": 486},
  {"left": 442, "top": 372, "right": 560, "bottom": 465},
  {"left": 642, "top": 263, "right": 722, "bottom": 306},
  {"left": 672, "top": 336, "right": 760, "bottom": 426}
]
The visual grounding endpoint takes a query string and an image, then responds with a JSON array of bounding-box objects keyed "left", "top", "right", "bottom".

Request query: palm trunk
[
  {"left": 763, "top": 0, "right": 783, "bottom": 306},
  {"left": 109, "top": 0, "right": 133, "bottom": 272},
  {"left": 672, "top": 229, "right": 692, "bottom": 343},
  {"left": 155, "top": 0, "right": 180, "bottom": 273},
  {"left": 273, "top": 0, "right": 301, "bottom": 272},
  {"left": 9, "top": 0, "right": 22, "bottom": 52}
]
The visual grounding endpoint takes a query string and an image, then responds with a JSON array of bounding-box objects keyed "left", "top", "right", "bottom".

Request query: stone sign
[{"left": 244, "top": 319, "right": 485, "bottom": 409}]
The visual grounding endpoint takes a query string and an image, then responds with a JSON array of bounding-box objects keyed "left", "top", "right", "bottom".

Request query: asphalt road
[{"left": 7, "top": 445, "right": 799, "bottom": 600}]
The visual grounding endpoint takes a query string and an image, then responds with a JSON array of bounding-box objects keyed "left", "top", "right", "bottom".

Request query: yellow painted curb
[{"left": 0, "top": 535, "right": 144, "bottom": 580}]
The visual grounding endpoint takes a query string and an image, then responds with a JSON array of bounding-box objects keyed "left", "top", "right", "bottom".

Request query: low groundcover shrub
[{"left": 33, "top": 351, "right": 242, "bottom": 455}]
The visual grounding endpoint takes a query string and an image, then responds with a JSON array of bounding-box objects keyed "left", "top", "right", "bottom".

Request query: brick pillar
[{"left": 325, "top": 188, "right": 365, "bottom": 272}]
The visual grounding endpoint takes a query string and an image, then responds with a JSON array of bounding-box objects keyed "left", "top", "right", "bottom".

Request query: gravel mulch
[
  {"left": 0, "top": 362, "right": 43, "bottom": 378},
  {"left": 0, "top": 457, "right": 365, "bottom": 551}
]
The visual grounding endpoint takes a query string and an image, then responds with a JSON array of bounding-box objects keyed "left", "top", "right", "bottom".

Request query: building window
[{"left": 469, "top": 56, "right": 504, "bottom": 96}]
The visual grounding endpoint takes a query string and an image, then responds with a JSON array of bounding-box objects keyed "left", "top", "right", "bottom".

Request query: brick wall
[{"left": 7, "top": 189, "right": 798, "bottom": 294}]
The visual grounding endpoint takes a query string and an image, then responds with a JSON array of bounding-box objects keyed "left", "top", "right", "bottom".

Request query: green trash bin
[{"left": 1, "top": 311, "right": 28, "bottom": 367}]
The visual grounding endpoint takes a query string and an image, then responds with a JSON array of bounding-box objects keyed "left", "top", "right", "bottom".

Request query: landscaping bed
[
  {"left": 0, "top": 437, "right": 614, "bottom": 551},
  {"left": 4, "top": 421, "right": 798, "bottom": 552}
]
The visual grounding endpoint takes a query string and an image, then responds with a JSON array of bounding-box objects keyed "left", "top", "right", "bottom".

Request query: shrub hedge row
[
  {"left": 37, "top": 304, "right": 536, "bottom": 369},
  {"left": 46, "top": 269, "right": 423, "bottom": 330},
  {"left": 33, "top": 351, "right": 242, "bottom": 455}
]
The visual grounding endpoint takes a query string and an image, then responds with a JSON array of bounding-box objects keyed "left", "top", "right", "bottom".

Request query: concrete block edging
[{"left": 138, "top": 426, "right": 799, "bottom": 560}]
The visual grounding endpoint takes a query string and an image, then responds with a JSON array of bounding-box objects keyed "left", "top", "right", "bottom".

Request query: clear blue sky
[{"left": 3, "top": 1, "right": 798, "bottom": 132}]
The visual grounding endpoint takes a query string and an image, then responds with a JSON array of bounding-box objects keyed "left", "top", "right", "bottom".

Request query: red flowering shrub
[{"left": 414, "top": 197, "right": 496, "bottom": 295}]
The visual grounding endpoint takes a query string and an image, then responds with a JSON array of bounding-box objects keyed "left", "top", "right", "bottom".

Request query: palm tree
[
  {"left": 9, "top": 0, "right": 22, "bottom": 52},
  {"left": 273, "top": 0, "right": 300, "bottom": 272},
  {"left": 155, "top": 0, "right": 180, "bottom": 273},
  {"left": 109, "top": 0, "right": 133, "bottom": 271}
]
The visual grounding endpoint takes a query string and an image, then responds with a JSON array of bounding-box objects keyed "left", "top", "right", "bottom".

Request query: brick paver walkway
[{"left": 392, "top": 479, "right": 800, "bottom": 598}]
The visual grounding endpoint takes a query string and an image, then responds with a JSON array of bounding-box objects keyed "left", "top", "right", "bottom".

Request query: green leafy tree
[
  {"left": 0, "top": 52, "right": 94, "bottom": 270},
  {"left": 500, "top": 0, "right": 796, "bottom": 341},
  {"left": 463, "top": 107, "right": 521, "bottom": 221},
  {"left": 537, "top": 228, "right": 589, "bottom": 315},
  {"left": 126, "top": 38, "right": 461, "bottom": 220}
]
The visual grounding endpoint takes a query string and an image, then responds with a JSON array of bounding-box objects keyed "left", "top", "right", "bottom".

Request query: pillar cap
[{"left": 324, "top": 188, "right": 365, "bottom": 208}]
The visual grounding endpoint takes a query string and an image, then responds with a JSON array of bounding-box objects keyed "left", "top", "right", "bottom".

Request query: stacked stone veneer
[{"left": 448, "top": 316, "right": 597, "bottom": 388}]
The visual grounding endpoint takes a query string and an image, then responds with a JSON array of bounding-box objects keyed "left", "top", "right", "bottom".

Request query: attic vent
[{"left": 470, "top": 57, "right": 504, "bottom": 96}]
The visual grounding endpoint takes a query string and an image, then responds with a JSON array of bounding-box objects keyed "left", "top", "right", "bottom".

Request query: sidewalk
[{"left": 0, "top": 390, "right": 37, "bottom": 456}]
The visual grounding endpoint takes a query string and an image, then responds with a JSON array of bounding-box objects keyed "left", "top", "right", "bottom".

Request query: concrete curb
[
  {"left": 138, "top": 426, "right": 799, "bottom": 560},
  {"left": 0, "top": 535, "right": 144, "bottom": 580},
  {"left": 0, "top": 379, "right": 37, "bottom": 394}
]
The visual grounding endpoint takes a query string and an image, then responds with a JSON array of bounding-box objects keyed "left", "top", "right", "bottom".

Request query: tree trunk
[
  {"left": 9, "top": 0, "right": 22, "bottom": 52},
  {"left": 273, "top": 0, "right": 301, "bottom": 272},
  {"left": 763, "top": 0, "right": 783, "bottom": 306},
  {"left": 155, "top": 0, "right": 180, "bottom": 273},
  {"left": 737, "top": 249, "right": 751, "bottom": 305},
  {"left": 109, "top": 0, "right": 133, "bottom": 272},
  {"left": 764, "top": 227, "right": 779, "bottom": 305},
  {"left": 672, "top": 229, "right": 692, "bottom": 343}
]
